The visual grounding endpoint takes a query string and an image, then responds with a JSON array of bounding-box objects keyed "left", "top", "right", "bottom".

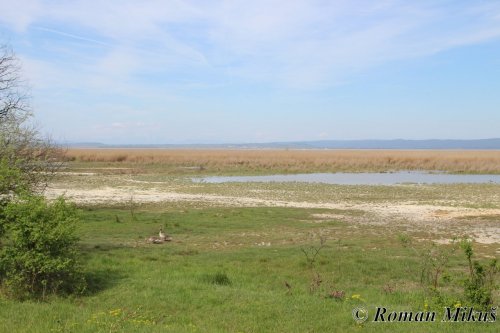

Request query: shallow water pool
[{"left": 193, "top": 172, "right": 500, "bottom": 185}]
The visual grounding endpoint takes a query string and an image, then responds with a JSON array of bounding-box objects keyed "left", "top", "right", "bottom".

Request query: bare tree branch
[{"left": 0, "top": 43, "right": 64, "bottom": 195}]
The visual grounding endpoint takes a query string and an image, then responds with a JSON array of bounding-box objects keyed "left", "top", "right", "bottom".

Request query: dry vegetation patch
[{"left": 66, "top": 149, "right": 500, "bottom": 174}]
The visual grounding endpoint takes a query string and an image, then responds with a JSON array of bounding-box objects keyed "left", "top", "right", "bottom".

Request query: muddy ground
[{"left": 46, "top": 171, "right": 500, "bottom": 247}]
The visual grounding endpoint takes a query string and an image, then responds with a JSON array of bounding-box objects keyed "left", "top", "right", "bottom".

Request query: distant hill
[
  {"left": 63, "top": 138, "right": 500, "bottom": 150},
  {"left": 297, "top": 139, "right": 500, "bottom": 149},
  {"left": 64, "top": 142, "right": 108, "bottom": 148}
]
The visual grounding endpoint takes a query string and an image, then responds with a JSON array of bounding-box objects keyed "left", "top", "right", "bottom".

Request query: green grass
[{"left": 1, "top": 206, "right": 497, "bottom": 332}]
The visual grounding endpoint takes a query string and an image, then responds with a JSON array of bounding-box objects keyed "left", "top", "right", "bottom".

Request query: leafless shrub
[{"left": 0, "top": 44, "right": 63, "bottom": 196}]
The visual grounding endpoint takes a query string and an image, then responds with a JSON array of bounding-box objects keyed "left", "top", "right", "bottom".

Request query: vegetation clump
[
  {"left": 0, "top": 44, "right": 85, "bottom": 299},
  {"left": 205, "top": 272, "right": 232, "bottom": 286},
  {"left": 0, "top": 195, "right": 86, "bottom": 299},
  {"left": 400, "top": 234, "right": 499, "bottom": 309},
  {"left": 460, "top": 238, "right": 498, "bottom": 308}
]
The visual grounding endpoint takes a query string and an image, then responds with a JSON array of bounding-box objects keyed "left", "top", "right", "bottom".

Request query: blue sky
[{"left": 1, "top": 0, "right": 500, "bottom": 144}]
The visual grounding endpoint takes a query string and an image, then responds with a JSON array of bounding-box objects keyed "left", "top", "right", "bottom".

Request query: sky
[{"left": 1, "top": 0, "right": 500, "bottom": 144}]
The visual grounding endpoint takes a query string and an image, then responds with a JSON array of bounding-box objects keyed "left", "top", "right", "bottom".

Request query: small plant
[
  {"left": 399, "top": 234, "right": 460, "bottom": 308},
  {"left": 460, "top": 237, "right": 499, "bottom": 308},
  {"left": 329, "top": 290, "right": 345, "bottom": 300},
  {"left": 400, "top": 234, "right": 499, "bottom": 309},
  {"left": 301, "top": 236, "right": 326, "bottom": 269},
  {"left": 399, "top": 234, "right": 457, "bottom": 291},
  {"left": 309, "top": 271, "right": 323, "bottom": 293},
  {"left": 205, "top": 272, "right": 231, "bottom": 286},
  {"left": 420, "top": 242, "right": 457, "bottom": 290},
  {"left": 382, "top": 283, "right": 395, "bottom": 294},
  {"left": 284, "top": 281, "right": 292, "bottom": 295},
  {"left": 128, "top": 194, "right": 138, "bottom": 221},
  {"left": 0, "top": 195, "right": 86, "bottom": 299},
  {"left": 301, "top": 236, "right": 327, "bottom": 294}
]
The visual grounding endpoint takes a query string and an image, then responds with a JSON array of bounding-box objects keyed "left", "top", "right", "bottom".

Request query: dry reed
[{"left": 65, "top": 149, "right": 500, "bottom": 173}]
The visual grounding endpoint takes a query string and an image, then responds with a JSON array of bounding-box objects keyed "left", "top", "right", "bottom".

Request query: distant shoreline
[{"left": 62, "top": 138, "right": 500, "bottom": 150}]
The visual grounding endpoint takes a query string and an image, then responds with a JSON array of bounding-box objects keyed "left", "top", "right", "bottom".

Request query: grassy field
[
  {"left": 66, "top": 149, "right": 500, "bottom": 174},
  {"left": 1, "top": 206, "right": 497, "bottom": 332},
  {"left": 1, "top": 151, "right": 499, "bottom": 332}
]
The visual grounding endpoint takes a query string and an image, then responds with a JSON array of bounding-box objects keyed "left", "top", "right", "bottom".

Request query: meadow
[{"left": 1, "top": 149, "right": 499, "bottom": 332}]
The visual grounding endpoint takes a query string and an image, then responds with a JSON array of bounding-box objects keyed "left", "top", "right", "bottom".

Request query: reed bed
[{"left": 65, "top": 149, "right": 500, "bottom": 173}]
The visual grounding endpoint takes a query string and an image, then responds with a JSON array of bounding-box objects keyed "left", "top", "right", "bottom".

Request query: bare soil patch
[{"left": 46, "top": 185, "right": 500, "bottom": 244}]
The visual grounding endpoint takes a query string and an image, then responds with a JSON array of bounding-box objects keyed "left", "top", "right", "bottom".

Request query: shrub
[
  {"left": 0, "top": 158, "right": 24, "bottom": 237},
  {"left": 460, "top": 238, "right": 498, "bottom": 308},
  {"left": 0, "top": 195, "right": 86, "bottom": 299},
  {"left": 399, "top": 234, "right": 457, "bottom": 293},
  {"left": 400, "top": 235, "right": 499, "bottom": 309}
]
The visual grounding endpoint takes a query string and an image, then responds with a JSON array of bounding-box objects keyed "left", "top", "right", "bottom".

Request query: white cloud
[
  {"left": 3, "top": 0, "right": 500, "bottom": 143},
  {"left": 6, "top": 0, "right": 500, "bottom": 89},
  {"left": 0, "top": 0, "right": 42, "bottom": 32},
  {"left": 33, "top": 26, "right": 111, "bottom": 46}
]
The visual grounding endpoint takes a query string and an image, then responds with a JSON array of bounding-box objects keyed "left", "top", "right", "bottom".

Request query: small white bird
[{"left": 159, "top": 228, "right": 166, "bottom": 241}]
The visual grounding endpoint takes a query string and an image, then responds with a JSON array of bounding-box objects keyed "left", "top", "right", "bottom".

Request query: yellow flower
[
  {"left": 454, "top": 302, "right": 461, "bottom": 308},
  {"left": 351, "top": 294, "right": 366, "bottom": 302},
  {"left": 109, "top": 308, "right": 122, "bottom": 316}
]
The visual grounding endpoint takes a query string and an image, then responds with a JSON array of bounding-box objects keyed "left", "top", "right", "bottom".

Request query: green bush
[
  {"left": 0, "top": 195, "right": 86, "bottom": 299},
  {"left": 400, "top": 235, "right": 499, "bottom": 309},
  {"left": 460, "top": 238, "right": 498, "bottom": 308},
  {"left": 0, "top": 158, "right": 25, "bottom": 238}
]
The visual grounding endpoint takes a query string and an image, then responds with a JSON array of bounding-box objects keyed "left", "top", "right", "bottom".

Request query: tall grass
[{"left": 65, "top": 149, "right": 500, "bottom": 174}]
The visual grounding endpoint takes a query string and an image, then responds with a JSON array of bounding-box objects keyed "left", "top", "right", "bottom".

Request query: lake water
[{"left": 193, "top": 172, "right": 500, "bottom": 185}]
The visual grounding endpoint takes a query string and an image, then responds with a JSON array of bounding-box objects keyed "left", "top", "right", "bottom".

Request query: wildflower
[
  {"left": 109, "top": 308, "right": 122, "bottom": 316},
  {"left": 351, "top": 294, "right": 366, "bottom": 302}
]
